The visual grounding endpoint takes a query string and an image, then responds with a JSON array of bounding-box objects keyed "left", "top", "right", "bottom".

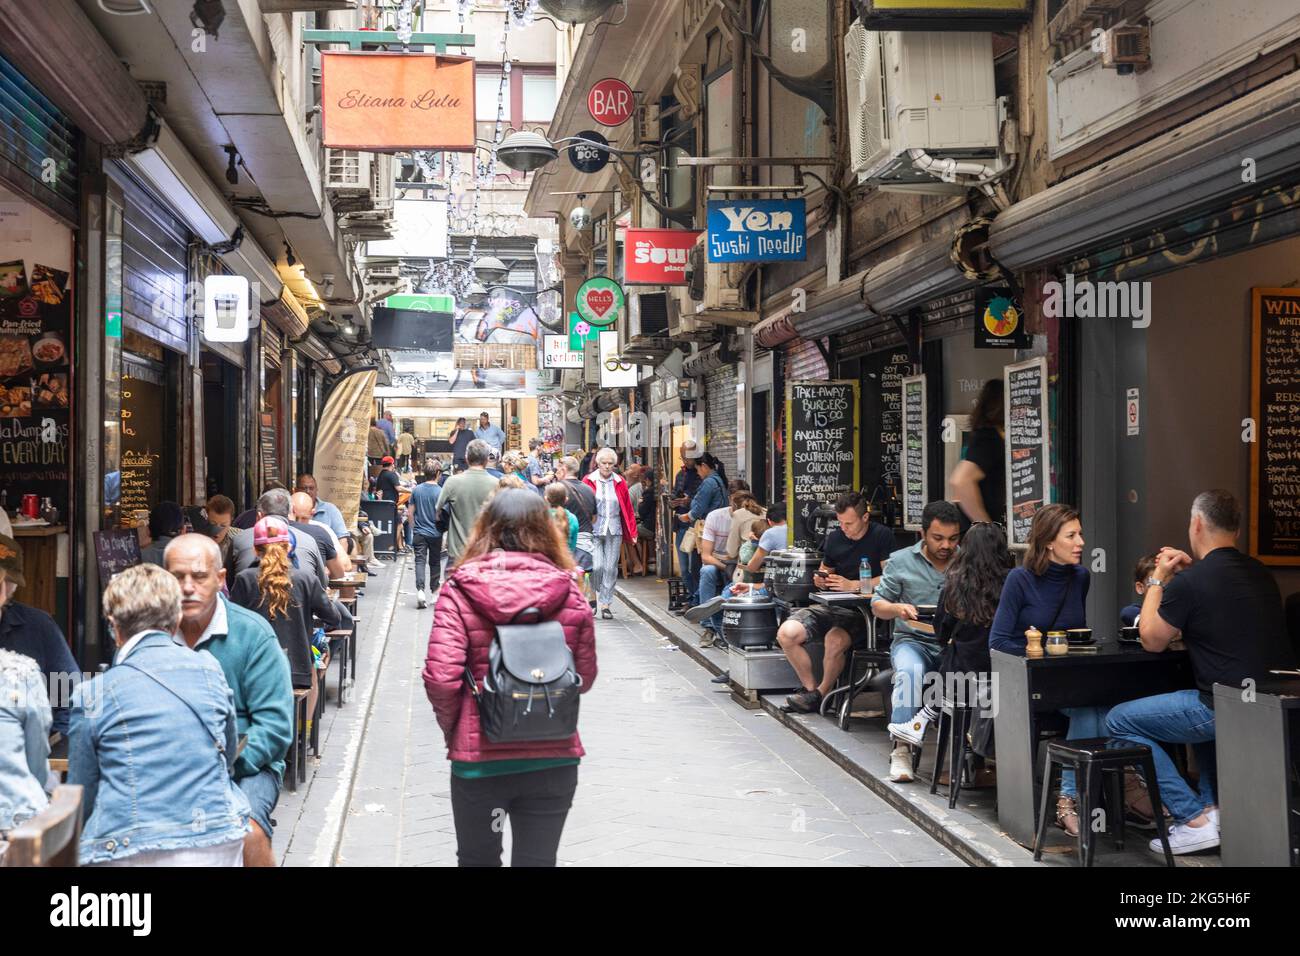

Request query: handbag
[
  {"left": 680, "top": 519, "right": 704, "bottom": 554},
  {"left": 462, "top": 606, "right": 583, "bottom": 744}
]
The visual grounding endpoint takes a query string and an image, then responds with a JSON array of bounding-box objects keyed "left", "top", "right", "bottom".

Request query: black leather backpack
[{"left": 463, "top": 607, "right": 583, "bottom": 743}]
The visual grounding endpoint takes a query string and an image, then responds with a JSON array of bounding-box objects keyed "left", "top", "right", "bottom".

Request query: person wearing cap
[
  {"left": 230, "top": 517, "right": 350, "bottom": 725},
  {"left": 0, "top": 534, "right": 79, "bottom": 735},
  {"left": 485, "top": 448, "right": 505, "bottom": 480},
  {"left": 227, "top": 488, "right": 328, "bottom": 589},
  {"left": 376, "top": 456, "right": 408, "bottom": 554}
]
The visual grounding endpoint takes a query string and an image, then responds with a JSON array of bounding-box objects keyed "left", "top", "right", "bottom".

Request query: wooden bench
[{"left": 0, "top": 785, "right": 83, "bottom": 867}]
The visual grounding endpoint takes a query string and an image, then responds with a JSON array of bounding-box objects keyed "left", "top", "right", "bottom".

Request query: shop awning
[
  {"left": 0, "top": 0, "right": 148, "bottom": 146},
  {"left": 988, "top": 69, "right": 1300, "bottom": 271},
  {"left": 263, "top": 289, "right": 312, "bottom": 341}
]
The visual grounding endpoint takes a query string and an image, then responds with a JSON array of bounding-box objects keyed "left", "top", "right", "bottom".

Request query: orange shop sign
[{"left": 321, "top": 52, "right": 476, "bottom": 151}]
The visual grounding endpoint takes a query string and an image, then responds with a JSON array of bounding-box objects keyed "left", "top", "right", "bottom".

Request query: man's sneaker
[
  {"left": 889, "top": 745, "right": 915, "bottom": 783},
  {"left": 710, "top": 671, "right": 731, "bottom": 684},
  {"left": 886, "top": 711, "right": 932, "bottom": 748},
  {"left": 684, "top": 595, "right": 727, "bottom": 622},
  {"left": 785, "top": 688, "right": 822, "bottom": 713},
  {"left": 699, "top": 631, "right": 719, "bottom": 648},
  {"left": 416, "top": 589, "right": 427, "bottom": 610},
  {"left": 1151, "top": 818, "right": 1220, "bottom": 855}
]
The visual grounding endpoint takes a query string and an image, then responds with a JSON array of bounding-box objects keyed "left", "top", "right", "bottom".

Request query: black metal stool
[
  {"left": 1033, "top": 737, "right": 1174, "bottom": 867},
  {"left": 929, "top": 696, "right": 976, "bottom": 808}
]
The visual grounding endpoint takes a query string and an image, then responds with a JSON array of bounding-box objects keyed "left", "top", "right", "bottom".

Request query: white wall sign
[
  {"left": 598, "top": 329, "right": 638, "bottom": 388},
  {"left": 1126, "top": 387, "right": 1140, "bottom": 436},
  {"left": 543, "top": 334, "right": 584, "bottom": 369},
  {"left": 202, "top": 274, "right": 250, "bottom": 342},
  {"left": 366, "top": 199, "right": 449, "bottom": 259}
]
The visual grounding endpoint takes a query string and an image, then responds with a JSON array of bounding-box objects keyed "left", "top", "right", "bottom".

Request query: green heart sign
[{"left": 575, "top": 276, "right": 624, "bottom": 328}]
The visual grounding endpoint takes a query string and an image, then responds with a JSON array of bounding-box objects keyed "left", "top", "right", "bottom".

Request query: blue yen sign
[{"left": 706, "top": 198, "right": 806, "bottom": 263}]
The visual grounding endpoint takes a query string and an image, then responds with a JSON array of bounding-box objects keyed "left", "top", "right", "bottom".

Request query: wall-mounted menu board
[
  {"left": 1250, "top": 288, "right": 1300, "bottom": 565},
  {"left": 860, "top": 349, "right": 911, "bottom": 499},
  {"left": 785, "top": 380, "right": 859, "bottom": 547},
  {"left": 0, "top": 261, "right": 73, "bottom": 517},
  {"left": 900, "top": 374, "right": 927, "bottom": 531},
  {"left": 119, "top": 374, "right": 164, "bottom": 523},
  {"left": 1004, "top": 357, "right": 1050, "bottom": 548},
  {"left": 93, "top": 528, "right": 142, "bottom": 583}
]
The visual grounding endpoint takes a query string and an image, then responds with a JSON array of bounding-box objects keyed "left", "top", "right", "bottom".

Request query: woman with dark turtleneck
[{"left": 989, "top": 504, "right": 1153, "bottom": 837}]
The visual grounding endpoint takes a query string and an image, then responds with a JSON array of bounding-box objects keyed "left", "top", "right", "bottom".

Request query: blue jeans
[
  {"left": 1059, "top": 705, "right": 1111, "bottom": 800},
  {"left": 675, "top": 524, "right": 699, "bottom": 603},
  {"left": 1106, "top": 690, "right": 1216, "bottom": 823},
  {"left": 698, "top": 564, "right": 725, "bottom": 632},
  {"left": 889, "top": 638, "right": 944, "bottom": 725},
  {"left": 237, "top": 767, "right": 281, "bottom": 839}
]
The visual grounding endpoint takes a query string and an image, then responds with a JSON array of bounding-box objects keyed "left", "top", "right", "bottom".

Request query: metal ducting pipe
[
  {"left": 682, "top": 343, "right": 730, "bottom": 378},
  {"left": 989, "top": 70, "right": 1300, "bottom": 272},
  {"left": 575, "top": 389, "right": 623, "bottom": 420},
  {"left": 0, "top": 0, "right": 150, "bottom": 146},
  {"left": 754, "top": 312, "right": 800, "bottom": 349}
]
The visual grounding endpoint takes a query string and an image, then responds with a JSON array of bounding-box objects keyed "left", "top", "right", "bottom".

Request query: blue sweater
[{"left": 989, "top": 562, "right": 1090, "bottom": 655}]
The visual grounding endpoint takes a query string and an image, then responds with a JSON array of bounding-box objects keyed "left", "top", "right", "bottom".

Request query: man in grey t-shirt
[{"left": 227, "top": 488, "right": 327, "bottom": 588}]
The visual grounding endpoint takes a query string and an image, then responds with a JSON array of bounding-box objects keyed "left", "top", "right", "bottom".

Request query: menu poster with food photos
[{"left": 0, "top": 262, "right": 72, "bottom": 516}]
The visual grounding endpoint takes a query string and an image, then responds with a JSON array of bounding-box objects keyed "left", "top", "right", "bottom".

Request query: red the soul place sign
[
  {"left": 585, "top": 289, "right": 615, "bottom": 317},
  {"left": 587, "top": 78, "right": 634, "bottom": 127}
]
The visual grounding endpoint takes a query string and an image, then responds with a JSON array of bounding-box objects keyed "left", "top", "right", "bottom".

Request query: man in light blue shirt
[
  {"left": 474, "top": 411, "right": 507, "bottom": 454},
  {"left": 295, "top": 474, "right": 350, "bottom": 543},
  {"left": 377, "top": 411, "right": 397, "bottom": 448}
]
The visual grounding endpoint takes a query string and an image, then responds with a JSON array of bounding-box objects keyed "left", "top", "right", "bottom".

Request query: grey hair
[
  {"left": 1191, "top": 489, "right": 1241, "bottom": 535},
  {"left": 559, "top": 456, "right": 581, "bottom": 476},
  {"left": 466, "top": 439, "right": 492, "bottom": 467},
  {"left": 103, "top": 564, "right": 183, "bottom": 639},
  {"left": 258, "top": 487, "right": 292, "bottom": 518},
  {"left": 163, "top": 533, "right": 222, "bottom": 571},
  {"left": 595, "top": 447, "right": 618, "bottom": 464}
]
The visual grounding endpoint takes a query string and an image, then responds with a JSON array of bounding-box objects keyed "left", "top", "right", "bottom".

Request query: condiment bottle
[{"left": 1025, "top": 625, "right": 1044, "bottom": 659}]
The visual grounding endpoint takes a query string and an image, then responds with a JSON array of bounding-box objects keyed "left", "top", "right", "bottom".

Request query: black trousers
[
  {"left": 449, "top": 764, "right": 578, "bottom": 867},
  {"left": 412, "top": 532, "right": 442, "bottom": 591}
]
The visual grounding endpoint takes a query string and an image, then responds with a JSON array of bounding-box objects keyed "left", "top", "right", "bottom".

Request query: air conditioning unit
[
  {"left": 371, "top": 153, "right": 396, "bottom": 209},
  {"left": 325, "top": 149, "right": 373, "bottom": 197},
  {"left": 667, "top": 286, "right": 708, "bottom": 340},
  {"left": 845, "top": 22, "right": 999, "bottom": 191},
  {"left": 681, "top": 234, "right": 756, "bottom": 326}
]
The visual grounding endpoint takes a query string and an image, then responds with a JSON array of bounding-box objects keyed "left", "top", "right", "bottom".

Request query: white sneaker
[
  {"left": 1150, "top": 818, "right": 1220, "bottom": 855},
  {"left": 889, "top": 745, "right": 915, "bottom": 783},
  {"left": 886, "top": 711, "right": 932, "bottom": 748},
  {"left": 416, "top": 589, "right": 427, "bottom": 609}
]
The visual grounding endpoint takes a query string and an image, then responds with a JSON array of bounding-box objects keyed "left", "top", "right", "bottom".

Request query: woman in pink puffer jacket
[{"left": 423, "top": 488, "right": 597, "bottom": 867}]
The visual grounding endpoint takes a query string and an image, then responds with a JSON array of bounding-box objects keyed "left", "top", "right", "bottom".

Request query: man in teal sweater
[{"left": 166, "top": 534, "right": 294, "bottom": 867}]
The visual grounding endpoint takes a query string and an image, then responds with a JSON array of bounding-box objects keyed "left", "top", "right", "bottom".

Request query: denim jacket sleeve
[
  {"left": 23, "top": 669, "right": 52, "bottom": 787},
  {"left": 67, "top": 685, "right": 100, "bottom": 821},
  {"left": 689, "top": 476, "right": 721, "bottom": 521}
]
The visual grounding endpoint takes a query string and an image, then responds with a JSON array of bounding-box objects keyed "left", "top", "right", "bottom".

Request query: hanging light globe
[
  {"left": 538, "top": 0, "right": 620, "bottom": 23},
  {"left": 472, "top": 256, "right": 510, "bottom": 283},
  {"left": 497, "top": 130, "right": 559, "bottom": 172}
]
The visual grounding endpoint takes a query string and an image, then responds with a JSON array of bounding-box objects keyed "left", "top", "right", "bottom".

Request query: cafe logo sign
[
  {"left": 974, "top": 285, "right": 1030, "bottom": 349},
  {"left": 706, "top": 199, "right": 806, "bottom": 263},
  {"left": 575, "top": 277, "right": 624, "bottom": 328},
  {"left": 321, "top": 52, "right": 476, "bottom": 151},
  {"left": 624, "top": 229, "right": 702, "bottom": 285},
  {"left": 543, "top": 334, "right": 585, "bottom": 369}
]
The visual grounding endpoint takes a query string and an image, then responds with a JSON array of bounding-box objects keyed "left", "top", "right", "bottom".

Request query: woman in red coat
[
  {"left": 422, "top": 488, "right": 598, "bottom": 867},
  {"left": 583, "top": 447, "right": 637, "bottom": 620}
]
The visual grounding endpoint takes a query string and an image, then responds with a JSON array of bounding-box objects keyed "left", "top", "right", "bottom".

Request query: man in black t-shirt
[
  {"left": 1107, "top": 490, "right": 1296, "bottom": 856},
  {"left": 376, "top": 457, "right": 407, "bottom": 553},
  {"left": 777, "top": 493, "right": 895, "bottom": 714},
  {"left": 448, "top": 417, "right": 473, "bottom": 473}
]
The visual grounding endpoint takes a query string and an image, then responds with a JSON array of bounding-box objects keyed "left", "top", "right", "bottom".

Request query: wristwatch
[{"left": 1144, "top": 577, "right": 1165, "bottom": 589}]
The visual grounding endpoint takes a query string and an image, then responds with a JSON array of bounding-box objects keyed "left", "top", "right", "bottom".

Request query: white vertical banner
[{"left": 311, "top": 368, "right": 377, "bottom": 533}]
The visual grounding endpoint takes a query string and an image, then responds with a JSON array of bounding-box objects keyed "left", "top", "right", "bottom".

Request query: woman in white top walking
[{"left": 583, "top": 448, "right": 638, "bottom": 620}]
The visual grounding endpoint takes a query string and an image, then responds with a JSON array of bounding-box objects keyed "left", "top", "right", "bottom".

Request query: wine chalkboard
[
  {"left": 785, "top": 380, "right": 860, "bottom": 547},
  {"left": 93, "top": 528, "right": 142, "bottom": 583},
  {"left": 1004, "top": 357, "right": 1049, "bottom": 548},
  {"left": 1250, "top": 288, "right": 1300, "bottom": 564},
  {"left": 901, "top": 374, "right": 927, "bottom": 530}
]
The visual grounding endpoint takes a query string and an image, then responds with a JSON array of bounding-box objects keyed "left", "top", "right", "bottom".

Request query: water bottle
[{"left": 860, "top": 557, "right": 872, "bottom": 594}]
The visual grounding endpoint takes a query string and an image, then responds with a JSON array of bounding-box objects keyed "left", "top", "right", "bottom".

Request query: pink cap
[{"left": 253, "top": 516, "right": 292, "bottom": 547}]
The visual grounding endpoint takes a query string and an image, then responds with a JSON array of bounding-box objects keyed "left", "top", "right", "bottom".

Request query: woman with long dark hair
[
  {"left": 887, "top": 522, "right": 1012, "bottom": 746},
  {"left": 423, "top": 489, "right": 598, "bottom": 867}
]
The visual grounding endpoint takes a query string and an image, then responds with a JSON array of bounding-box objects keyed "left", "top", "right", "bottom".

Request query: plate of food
[
  {"left": 32, "top": 334, "right": 65, "bottom": 366},
  {"left": 3, "top": 386, "right": 32, "bottom": 416},
  {"left": 34, "top": 372, "right": 67, "bottom": 408},
  {"left": 0, "top": 336, "right": 33, "bottom": 378},
  {"left": 28, "top": 265, "right": 67, "bottom": 306}
]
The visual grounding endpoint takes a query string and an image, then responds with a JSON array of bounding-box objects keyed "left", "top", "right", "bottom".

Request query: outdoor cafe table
[{"left": 991, "top": 641, "right": 1194, "bottom": 848}]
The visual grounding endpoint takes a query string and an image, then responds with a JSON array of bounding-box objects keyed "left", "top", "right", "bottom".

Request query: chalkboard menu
[
  {"left": 119, "top": 374, "right": 164, "bottom": 522},
  {"left": 1004, "top": 357, "right": 1049, "bottom": 548},
  {"left": 93, "top": 528, "right": 142, "bottom": 582},
  {"left": 901, "top": 374, "right": 927, "bottom": 530},
  {"left": 860, "top": 349, "right": 911, "bottom": 500},
  {"left": 785, "top": 380, "right": 859, "bottom": 547},
  {"left": 0, "top": 261, "right": 72, "bottom": 517},
  {"left": 1250, "top": 288, "right": 1300, "bottom": 564},
  {"left": 260, "top": 410, "right": 279, "bottom": 489}
]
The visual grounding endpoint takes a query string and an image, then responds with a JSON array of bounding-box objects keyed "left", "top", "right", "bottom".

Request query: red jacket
[
  {"left": 582, "top": 471, "right": 638, "bottom": 542},
  {"left": 423, "top": 550, "right": 598, "bottom": 762}
]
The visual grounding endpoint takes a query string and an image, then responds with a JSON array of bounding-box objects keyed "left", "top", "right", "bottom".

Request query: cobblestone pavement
[{"left": 318, "top": 560, "right": 962, "bottom": 867}]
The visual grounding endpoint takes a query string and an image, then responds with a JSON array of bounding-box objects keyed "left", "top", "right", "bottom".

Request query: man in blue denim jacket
[
  {"left": 69, "top": 564, "right": 250, "bottom": 866},
  {"left": 166, "top": 534, "right": 293, "bottom": 867}
]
